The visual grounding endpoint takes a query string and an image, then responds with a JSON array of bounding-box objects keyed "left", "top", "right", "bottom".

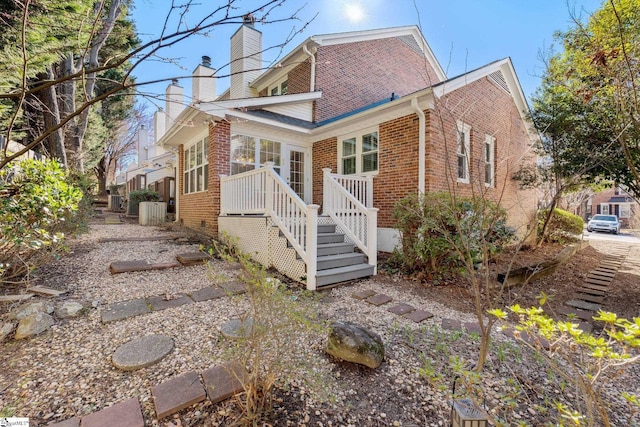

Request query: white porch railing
[
  {"left": 220, "top": 162, "right": 320, "bottom": 290},
  {"left": 323, "top": 168, "right": 378, "bottom": 272}
]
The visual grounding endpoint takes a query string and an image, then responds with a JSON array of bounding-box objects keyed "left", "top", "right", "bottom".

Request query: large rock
[
  {"left": 1, "top": 322, "right": 16, "bottom": 342},
  {"left": 15, "top": 313, "right": 54, "bottom": 339},
  {"left": 55, "top": 301, "right": 85, "bottom": 318},
  {"left": 326, "top": 320, "right": 385, "bottom": 369},
  {"left": 10, "top": 301, "right": 54, "bottom": 320}
]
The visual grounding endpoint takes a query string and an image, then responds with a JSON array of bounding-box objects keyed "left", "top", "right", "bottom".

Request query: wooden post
[
  {"left": 367, "top": 207, "right": 378, "bottom": 273},
  {"left": 305, "top": 204, "right": 320, "bottom": 290}
]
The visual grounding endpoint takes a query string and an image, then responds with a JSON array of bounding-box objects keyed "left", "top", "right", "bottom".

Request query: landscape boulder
[
  {"left": 55, "top": 301, "right": 85, "bottom": 318},
  {"left": 15, "top": 313, "right": 54, "bottom": 339},
  {"left": 326, "top": 320, "right": 385, "bottom": 368},
  {"left": 1, "top": 322, "right": 16, "bottom": 342},
  {"left": 10, "top": 301, "right": 54, "bottom": 320}
]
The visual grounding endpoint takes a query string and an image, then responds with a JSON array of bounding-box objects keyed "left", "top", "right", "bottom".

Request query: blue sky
[{"left": 130, "top": 0, "right": 603, "bottom": 108}]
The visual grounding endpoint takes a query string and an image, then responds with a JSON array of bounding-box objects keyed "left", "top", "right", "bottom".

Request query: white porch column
[
  {"left": 367, "top": 207, "right": 379, "bottom": 273},
  {"left": 305, "top": 204, "right": 320, "bottom": 290}
]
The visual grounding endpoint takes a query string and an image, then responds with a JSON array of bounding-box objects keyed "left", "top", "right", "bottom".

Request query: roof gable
[{"left": 250, "top": 25, "right": 446, "bottom": 90}]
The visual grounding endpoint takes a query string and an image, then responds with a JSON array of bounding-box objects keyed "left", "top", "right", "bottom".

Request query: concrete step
[
  {"left": 316, "top": 263, "right": 375, "bottom": 287},
  {"left": 317, "top": 242, "right": 355, "bottom": 256},
  {"left": 566, "top": 299, "right": 601, "bottom": 312},
  {"left": 558, "top": 307, "right": 594, "bottom": 322},
  {"left": 574, "top": 293, "right": 605, "bottom": 304},
  {"left": 576, "top": 287, "right": 607, "bottom": 296},
  {"left": 317, "top": 253, "right": 365, "bottom": 271}
]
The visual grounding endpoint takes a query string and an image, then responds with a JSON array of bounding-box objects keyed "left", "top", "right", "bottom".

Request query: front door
[{"left": 282, "top": 145, "right": 311, "bottom": 203}]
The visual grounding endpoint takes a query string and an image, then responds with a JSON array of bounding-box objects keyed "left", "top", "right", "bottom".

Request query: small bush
[
  {"left": 127, "top": 189, "right": 159, "bottom": 213},
  {"left": 390, "top": 192, "right": 515, "bottom": 278},
  {"left": 538, "top": 208, "right": 583, "bottom": 243},
  {"left": 0, "top": 158, "right": 82, "bottom": 284}
]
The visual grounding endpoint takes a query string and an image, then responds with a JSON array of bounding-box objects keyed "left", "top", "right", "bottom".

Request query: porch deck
[{"left": 219, "top": 164, "right": 378, "bottom": 290}]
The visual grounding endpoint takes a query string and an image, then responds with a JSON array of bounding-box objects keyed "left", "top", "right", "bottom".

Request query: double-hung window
[
  {"left": 183, "top": 136, "right": 208, "bottom": 194},
  {"left": 269, "top": 78, "right": 288, "bottom": 96},
  {"left": 456, "top": 122, "right": 471, "bottom": 183},
  {"left": 230, "top": 134, "right": 281, "bottom": 175},
  {"left": 339, "top": 128, "right": 379, "bottom": 175},
  {"left": 484, "top": 135, "right": 495, "bottom": 187}
]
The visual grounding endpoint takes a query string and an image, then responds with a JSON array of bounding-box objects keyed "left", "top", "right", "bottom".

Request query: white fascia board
[
  {"left": 312, "top": 26, "right": 446, "bottom": 81},
  {"left": 250, "top": 38, "right": 317, "bottom": 89},
  {"left": 225, "top": 110, "right": 313, "bottom": 135},
  {"left": 433, "top": 58, "right": 538, "bottom": 144},
  {"left": 310, "top": 90, "right": 435, "bottom": 141},
  {"left": 158, "top": 106, "right": 210, "bottom": 148},
  {"left": 199, "top": 91, "right": 321, "bottom": 114}
]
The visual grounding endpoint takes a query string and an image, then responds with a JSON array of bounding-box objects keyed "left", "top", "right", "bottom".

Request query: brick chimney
[
  {"left": 165, "top": 78, "right": 184, "bottom": 130},
  {"left": 230, "top": 14, "right": 262, "bottom": 99},
  {"left": 192, "top": 55, "right": 216, "bottom": 103}
]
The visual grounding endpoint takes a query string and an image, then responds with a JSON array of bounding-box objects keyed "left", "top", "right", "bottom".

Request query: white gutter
[
  {"left": 302, "top": 44, "right": 316, "bottom": 92},
  {"left": 411, "top": 97, "right": 426, "bottom": 194}
]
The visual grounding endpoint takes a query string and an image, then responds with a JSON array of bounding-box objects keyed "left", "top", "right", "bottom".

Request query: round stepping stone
[
  {"left": 221, "top": 317, "right": 255, "bottom": 340},
  {"left": 112, "top": 334, "right": 174, "bottom": 371}
]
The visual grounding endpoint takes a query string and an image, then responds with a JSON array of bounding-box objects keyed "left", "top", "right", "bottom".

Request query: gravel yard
[{"left": 1, "top": 222, "right": 639, "bottom": 426}]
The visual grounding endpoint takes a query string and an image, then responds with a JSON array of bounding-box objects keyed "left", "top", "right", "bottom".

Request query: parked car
[{"left": 587, "top": 214, "right": 621, "bottom": 234}]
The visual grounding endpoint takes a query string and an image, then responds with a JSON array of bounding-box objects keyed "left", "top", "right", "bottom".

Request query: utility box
[
  {"left": 108, "top": 195, "right": 123, "bottom": 212},
  {"left": 451, "top": 398, "right": 489, "bottom": 427},
  {"left": 139, "top": 202, "right": 167, "bottom": 226}
]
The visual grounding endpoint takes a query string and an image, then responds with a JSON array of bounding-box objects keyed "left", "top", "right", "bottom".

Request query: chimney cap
[
  {"left": 202, "top": 55, "right": 211, "bottom": 67},
  {"left": 242, "top": 13, "right": 256, "bottom": 25}
]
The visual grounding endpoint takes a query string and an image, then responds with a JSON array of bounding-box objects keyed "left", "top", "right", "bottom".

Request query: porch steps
[
  {"left": 281, "top": 221, "right": 375, "bottom": 288},
  {"left": 314, "top": 222, "right": 374, "bottom": 288},
  {"left": 316, "top": 263, "right": 375, "bottom": 287}
]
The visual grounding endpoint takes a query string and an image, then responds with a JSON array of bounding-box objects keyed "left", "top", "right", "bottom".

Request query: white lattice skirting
[{"left": 218, "top": 216, "right": 307, "bottom": 284}]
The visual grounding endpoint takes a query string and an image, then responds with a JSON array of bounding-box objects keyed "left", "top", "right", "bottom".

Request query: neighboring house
[
  {"left": 158, "top": 19, "right": 537, "bottom": 290},
  {"left": 0, "top": 136, "right": 44, "bottom": 161},
  {"left": 588, "top": 187, "right": 638, "bottom": 227},
  {"left": 124, "top": 88, "right": 180, "bottom": 213}
]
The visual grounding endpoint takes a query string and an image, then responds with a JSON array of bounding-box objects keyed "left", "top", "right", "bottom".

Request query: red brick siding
[
  {"left": 178, "top": 121, "right": 230, "bottom": 235},
  {"left": 376, "top": 115, "right": 421, "bottom": 227},
  {"left": 310, "top": 77, "right": 536, "bottom": 234},
  {"left": 288, "top": 59, "right": 311, "bottom": 94},
  {"left": 425, "top": 77, "right": 537, "bottom": 232},
  {"left": 314, "top": 37, "right": 441, "bottom": 123},
  {"left": 312, "top": 137, "right": 338, "bottom": 207}
]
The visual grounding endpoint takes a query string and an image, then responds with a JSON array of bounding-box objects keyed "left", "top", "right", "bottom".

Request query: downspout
[
  {"left": 411, "top": 97, "right": 426, "bottom": 194},
  {"left": 302, "top": 44, "right": 316, "bottom": 92}
]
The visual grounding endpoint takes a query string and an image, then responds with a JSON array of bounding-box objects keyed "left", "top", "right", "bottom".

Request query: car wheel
[{"left": 587, "top": 228, "right": 592, "bottom": 232}]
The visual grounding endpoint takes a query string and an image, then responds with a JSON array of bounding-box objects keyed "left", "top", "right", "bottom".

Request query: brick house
[
  {"left": 158, "top": 21, "right": 537, "bottom": 290},
  {"left": 587, "top": 187, "right": 638, "bottom": 227}
]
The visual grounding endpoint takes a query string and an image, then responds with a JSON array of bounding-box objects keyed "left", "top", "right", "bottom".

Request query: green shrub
[
  {"left": 390, "top": 192, "right": 515, "bottom": 278},
  {"left": 0, "top": 158, "right": 82, "bottom": 284},
  {"left": 538, "top": 208, "right": 583, "bottom": 243},
  {"left": 127, "top": 189, "right": 159, "bottom": 213}
]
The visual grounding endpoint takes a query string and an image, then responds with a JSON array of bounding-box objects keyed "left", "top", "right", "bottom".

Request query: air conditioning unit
[{"left": 139, "top": 202, "right": 167, "bottom": 226}]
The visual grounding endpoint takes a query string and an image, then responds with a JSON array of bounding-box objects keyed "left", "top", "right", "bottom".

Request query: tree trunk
[{"left": 37, "top": 67, "right": 67, "bottom": 168}]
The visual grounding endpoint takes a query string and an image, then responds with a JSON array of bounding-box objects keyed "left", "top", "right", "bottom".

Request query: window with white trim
[
  {"left": 269, "top": 77, "right": 288, "bottom": 96},
  {"left": 183, "top": 136, "right": 208, "bottom": 194},
  {"left": 620, "top": 203, "right": 631, "bottom": 219},
  {"left": 230, "top": 134, "right": 281, "bottom": 175},
  {"left": 456, "top": 122, "right": 471, "bottom": 183},
  {"left": 339, "top": 128, "right": 379, "bottom": 175},
  {"left": 484, "top": 135, "right": 495, "bottom": 187}
]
